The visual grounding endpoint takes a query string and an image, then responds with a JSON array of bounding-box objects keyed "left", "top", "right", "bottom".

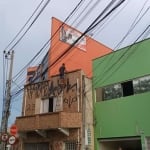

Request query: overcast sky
[{"left": 0, "top": 0, "right": 150, "bottom": 126}]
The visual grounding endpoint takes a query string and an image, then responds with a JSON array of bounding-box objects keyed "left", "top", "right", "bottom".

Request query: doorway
[{"left": 99, "top": 137, "right": 142, "bottom": 150}]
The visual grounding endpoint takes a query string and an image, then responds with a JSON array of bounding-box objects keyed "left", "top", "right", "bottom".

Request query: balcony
[{"left": 15, "top": 112, "right": 82, "bottom": 132}]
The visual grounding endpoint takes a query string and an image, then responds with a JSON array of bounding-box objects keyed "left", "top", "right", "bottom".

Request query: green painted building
[{"left": 93, "top": 38, "right": 150, "bottom": 150}]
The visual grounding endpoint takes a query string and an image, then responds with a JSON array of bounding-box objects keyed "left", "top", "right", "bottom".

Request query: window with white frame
[{"left": 41, "top": 96, "right": 63, "bottom": 113}]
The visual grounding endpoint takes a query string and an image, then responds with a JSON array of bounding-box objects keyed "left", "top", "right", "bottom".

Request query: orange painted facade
[{"left": 48, "top": 17, "right": 112, "bottom": 78}]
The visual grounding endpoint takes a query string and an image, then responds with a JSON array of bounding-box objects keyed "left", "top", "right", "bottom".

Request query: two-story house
[
  {"left": 16, "top": 69, "right": 94, "bottom": 150},
  {"left": 93, "top": 38, "right": 150, "bottom": 150}
]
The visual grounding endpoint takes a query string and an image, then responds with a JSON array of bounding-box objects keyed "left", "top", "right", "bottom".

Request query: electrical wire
[
  {"left": 93, "top": 25, "right": 150, "bottom": 87},
  {"left": 82, "top": 27, "right": 150, "bottom": 102},
  {"left": 2, "top": 0, "right": 52, "bottom": 103},
  {"left": 10, "top": 0, "right": 91, "bottom": 98},
  {"left": 3, "top": 0, "right": 149, "bottom": 129},
  {"left": 91, "top": 0, "right": 130, "bottom": 43},
  {"left": 11, "top": 0, "right": 149, "bottom": 120},
  {"left": 11, "top": 1, "right": 149, "bottom": 115},
  {"left": 11, "top": 45, "right": 49, "bottom": 93},
  {"left": 12, "top": 0, "right": 85, "bottom": 82},
  {"left": 90, "top": 1, "right": 150, "bottom": 85},
  {"left": 38, "top": 0, "right": 95, "bottom": 70},
  {"left": 11, "top": 0, "right": 85, "bottom": 99},
  {"left": 10, "top": 0, "right": 104, "bottom": 90},
  {"left": 1, "top": 0, "right": 51, "bottom": 127},
  {"left": 5, "top": 0, "right": 121, "bottom": 104},
  {"left": 8, "top": 0, "right": 52, "bottom": 52},
  {"left": 3, "top": 0, "right": 45, "bottom": 52},
  {"left": 2, "top": 0, "right": 52, "bottom": 90},
  {"left": 73, "top": 0, "right": 150, "bottom": 95},
  {"left": 12, "top": 0, "right": 126, "bottom": 94},
  {"left": 61, "top": 1, "right": 128, "bottom": 76},
  {"left": 12, "top": 0, "right": 139, "bottom": 106},
  {"left": 72, "top": 0, "right": 100, "bottom": 28},
  {"left": 114, "top": 0, "right": 150, "bottom": 49},
  {"left": 41, "top": 0, "right": 101, "bottom": 75},
  {"left": 41, "top": 0, "right": 125, "bottom": 75}
]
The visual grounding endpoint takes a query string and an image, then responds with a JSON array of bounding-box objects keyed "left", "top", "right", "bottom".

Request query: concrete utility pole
[{"left": 1, "top": 50, "right": 14, "bottom": 150}]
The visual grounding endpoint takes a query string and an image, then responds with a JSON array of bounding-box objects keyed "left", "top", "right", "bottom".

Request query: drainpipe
[
  {"left": 77, "top": 78, "right": 80, "bottom": 112},
  {"left": 77, "top": 78, "right": 80, "bottom": 149},
  {"left": 23, "top": 92, "right": 27, "bottom": 116},
  {"left": 140, "top": 130, "right": 147, "bottom": 150},
  {"left": 82, "top": 75, "right": 86, "bottom": 150},
  {"left": 136, "top": 123, "right": 147, "bottom": 150}
]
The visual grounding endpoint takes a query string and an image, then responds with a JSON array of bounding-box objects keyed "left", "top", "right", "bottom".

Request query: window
[
  {"left": 85, "top": 128, "right": 92, "bottom": 146},
  {"left": 96, "top": 74, "right": 150, "bottom": 101},
  {"left": 103, "top": 84, "right": 122, "bottom": 100},
  {"left": 41, "top": 96, "right": 63, "bottom": 113},
  {"left": 134, "top": 76, "right": 150, "bottom": 94},
  {"left": 42, "top": 98, "right": 53, "bottom": 113},
  {"left": 65, "top": 141, "right": 77, "bottom": 150},
  {"left": 121, "top": 81, "right": 134, "bottom": 97}
]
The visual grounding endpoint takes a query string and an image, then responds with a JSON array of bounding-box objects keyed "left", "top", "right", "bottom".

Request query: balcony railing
[{"left": 15, "top": 112, "right": 82, "bottom": 132}]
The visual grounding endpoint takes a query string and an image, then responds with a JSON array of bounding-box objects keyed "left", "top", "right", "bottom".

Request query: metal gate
[{"left": 24, "top": 142, "right": 49, "bottom": 150}]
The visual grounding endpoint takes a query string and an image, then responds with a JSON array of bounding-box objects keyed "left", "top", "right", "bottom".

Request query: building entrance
[
  {"left": 99, "top": 137, "right": 142, "bottom": 150},
  {"left": 24, "top": 142, "right": 49, "bottom": 150}
]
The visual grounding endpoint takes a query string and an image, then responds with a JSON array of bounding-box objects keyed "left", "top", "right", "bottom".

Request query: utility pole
[{"left": 1, "top": 50, "right": 14, "bottom": 150}]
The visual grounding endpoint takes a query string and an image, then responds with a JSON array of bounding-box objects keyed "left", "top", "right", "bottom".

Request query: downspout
[
  {"left": 82, "top": 75, "right": 86, "bottom": 149},
  {"left": 136, "top": 123, "right": 147, "bottom": 150},
  {"left": 140, "top": 130, "right": 147, "bottom": 150},
  {"left": 77, "top": 78, "right": 80, "bottom": 149},
  {"left": 77, "top": 78, "right": 80, "bottom": 112},
  {"left": 23, "top": 88, "right": 27, "bottom": 116}
]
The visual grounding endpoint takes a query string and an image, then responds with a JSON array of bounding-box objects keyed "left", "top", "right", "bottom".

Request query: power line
[
  {"left": 10, "top": 0, "right": 150, "bottom": 109},
  {"left": 12, "top": 0, "right": 85, "bottom": 82},
  {"left": 11, "top": 0, "right": 127, "bottom": 103},
  {"left": 89, "top": 1, "right": 150, "bottom": 85},
  {"left": 91, "top": 0, "right": 130, "bottom": 43},
  {"left": 82, "top": 27, "right": 150, "bottom": 102},
  {"left": 14, "top": 0, "right": 125, "bottom": 88},
  {"left": 2, "top": 0, "right": 52, "bottom": 99},
  {"left": 10, "top": 0, "right": 85, "bottom": 99},
  {"left": 11, "top": 0, "right": 144, "bottom": 121},
  {"left": 10, "top": 0, "right": 110, "bottom": 89},
  {"left": 72, "top": 0, "right": 100, "bottom": 28},
  {"left": 93, "top": 25, "right": 150, "bottom": 87},
  {"left": 8, "top": 0, "right": 51, "bottom": 52},
  {"left": 28, "top": 0, "right": 125, "bottom": 85},
  {"left": 3, "top": 0, "right": 45, "bottom": 52},
  {"left": 114, "top": 0, "right": 150, "bottom": 49}
]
